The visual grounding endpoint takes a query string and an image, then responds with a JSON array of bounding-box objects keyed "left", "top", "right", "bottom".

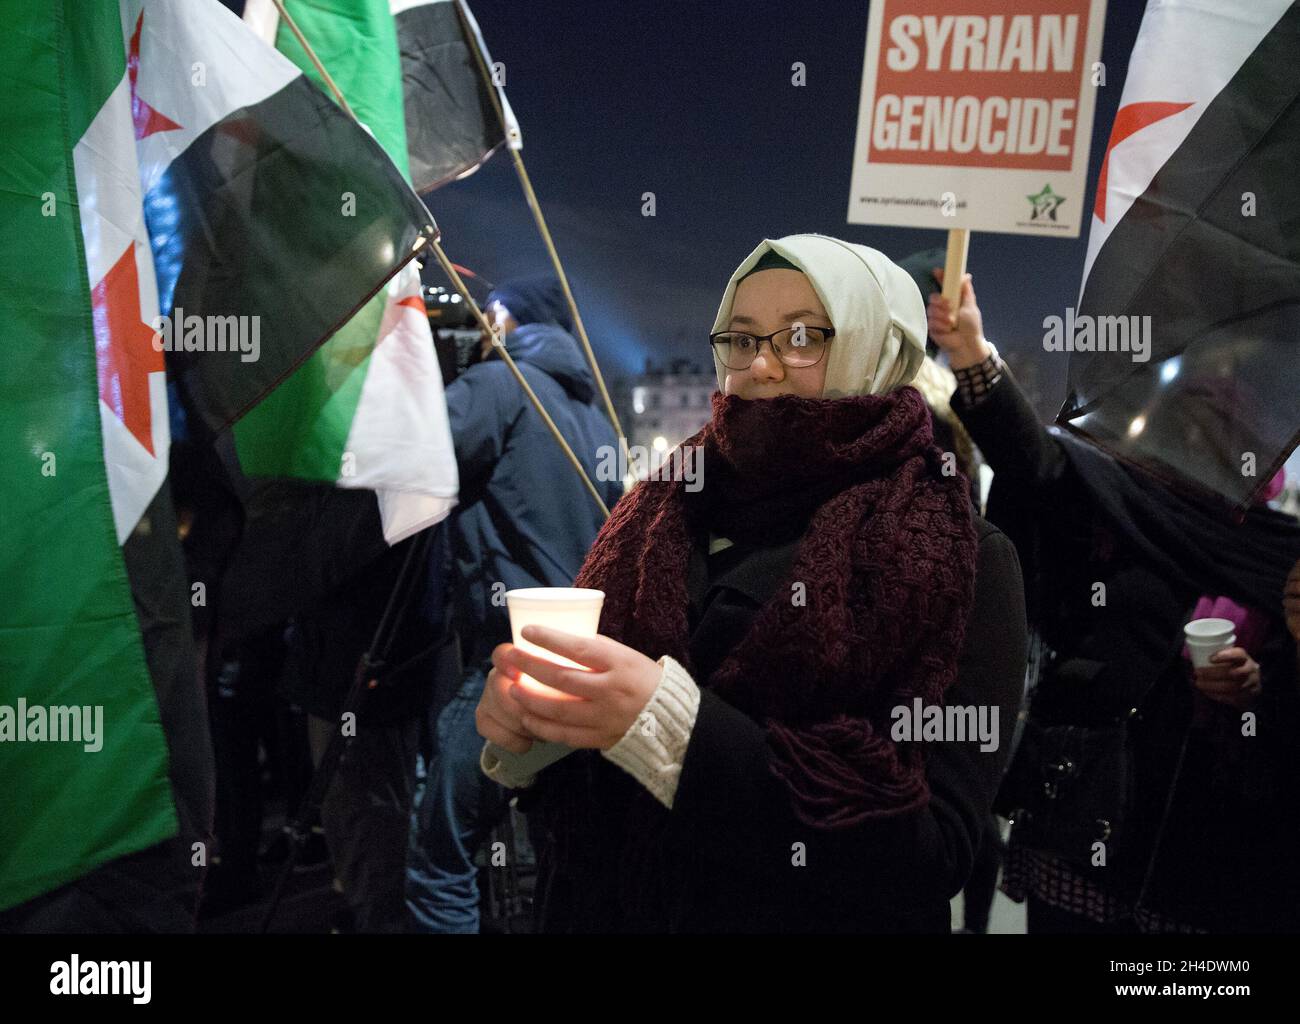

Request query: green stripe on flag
[
  {"left": 0, "top": 0, "right": 177, "bottom": 911},
  {"left": 234, "top": 296, "right": 385, "bottom": 479},
  {"left": 235, "top": 0, "right": 415, "bottom": 481},
  {"left": 276, "top": 0, "right": 412, "bottom": 180}
]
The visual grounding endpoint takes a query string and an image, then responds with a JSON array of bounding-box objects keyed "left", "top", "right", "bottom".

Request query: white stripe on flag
[
  {"left": 341, "top": 263, "right": 459, "bottom": 543},
  {"left": 123, "top": 0, "right": 299, "bottom": 198},
  {"left": 1080, "top": 0, "right": 1292, "bottom": 290},
  {"left": 74, "top": 71, "right": 169, "bottom": 543},
  {"left": 390, "top": 0, "right": 444, "bottom": 15},
  {"left": 241, "top": 0, "right": 281, "bottom": 45}
]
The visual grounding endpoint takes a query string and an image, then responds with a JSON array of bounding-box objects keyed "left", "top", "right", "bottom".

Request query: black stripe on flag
[
  {"left": 1063, "top": 3, "right": 1300, "bottom": 507},
  {"left": 144, "top": 72, "right": 435, "bottom": 433},
  {"left": 396, "top": 0, "right": 507, "bottom": 193}
]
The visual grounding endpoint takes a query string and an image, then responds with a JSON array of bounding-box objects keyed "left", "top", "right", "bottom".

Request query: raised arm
[{"left": 928, "top": 272, "right": 1068, "bottom": 490}]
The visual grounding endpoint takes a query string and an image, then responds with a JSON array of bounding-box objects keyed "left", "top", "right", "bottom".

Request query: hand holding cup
[
  {"left": 1192, "top": 646, "right": 1261, "bottom": 710},
  {"left": 500, "top": 626, "right": 662, "bottom": 751}
]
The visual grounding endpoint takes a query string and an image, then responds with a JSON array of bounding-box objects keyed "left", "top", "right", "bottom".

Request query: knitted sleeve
[
  {"left": 601, "top": 655, "right": 702, "bottom": 808},
  {"left": 478, "top": 655, "right": 703, "bottom": 806}
]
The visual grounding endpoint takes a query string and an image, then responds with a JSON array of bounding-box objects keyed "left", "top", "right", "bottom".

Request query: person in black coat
[
  {"left": 405, "top": 276, "right": 621, "bottom": 933},
  {"left": 928, "top": 272, "right": 1300, "bottom": 933},
  {"left": 475, "top": 235, "right": 1027, "bottom": 932},
  {"left": 515, "top": 514, "right": 1022, "bottom": 933}
]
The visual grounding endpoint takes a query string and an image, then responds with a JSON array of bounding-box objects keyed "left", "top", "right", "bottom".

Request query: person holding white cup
[
  {"left": 476, "top": 235, "right": 1028, "bottom": 933},
  {"left": 930, "top": 272, "right": 1300, "bottom": 934},
  {"left": 1184, "top": 616, "right": 1261, "bottom": 712}
]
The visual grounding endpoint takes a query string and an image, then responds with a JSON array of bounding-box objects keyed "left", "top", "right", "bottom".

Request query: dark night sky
[
  {"left": 217, "top": 0, "right": 1150, "bottom": 411},
  {"left": 420, "top": 0, "right": 1149, "bottom": 413}
]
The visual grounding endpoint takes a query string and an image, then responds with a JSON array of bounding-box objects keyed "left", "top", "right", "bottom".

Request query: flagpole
[
  {"left": 270, "top": 0, "right": 357, "bottom": 122},
  {"left": 451, "top": 0, "right": 632, "bottom": 472},
  {"left": 506, "top": 151, "right": 628, "bottom": 443},
  {"left": 268, "top": 0, "right": 609, "bottom": 520}
]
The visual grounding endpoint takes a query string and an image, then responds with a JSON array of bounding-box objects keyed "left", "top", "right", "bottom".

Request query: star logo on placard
[
  {"left": 93, "top": 244, "right": 165, "bottom": 455},
  {"left": 128, "top": 10, "right": 182, "bottom": 140},
  {"left": 1027, "top": 184, "right": 1066, "bottom": 221}
]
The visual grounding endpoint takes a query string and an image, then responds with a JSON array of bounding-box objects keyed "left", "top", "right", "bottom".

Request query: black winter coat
[
  {"left": 525, "top": 511, "right": 1027, "bottom": 933},
  {"left": 954, "top": 370, "right": 1300, "bottom": 930}
]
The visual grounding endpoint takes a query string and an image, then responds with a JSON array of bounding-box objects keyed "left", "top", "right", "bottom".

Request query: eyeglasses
[{"left": 709, "top": 325, "right": 835, "bottom": 370}]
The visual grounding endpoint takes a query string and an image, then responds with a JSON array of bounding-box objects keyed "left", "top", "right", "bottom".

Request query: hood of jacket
[{"left": 501, "top": 322, "right": 596, "bottom": 404}]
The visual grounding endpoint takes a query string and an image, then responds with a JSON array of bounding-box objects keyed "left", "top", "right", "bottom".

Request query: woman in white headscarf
[{"left": 475, "top": 234, "right": 1026, "bottom": 932}]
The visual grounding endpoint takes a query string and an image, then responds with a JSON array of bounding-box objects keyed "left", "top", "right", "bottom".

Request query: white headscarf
[{"left": 709, "top": 234, "right": 928, "bottom": 398}]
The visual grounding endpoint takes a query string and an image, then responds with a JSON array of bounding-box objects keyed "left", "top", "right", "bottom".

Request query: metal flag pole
[
  {"left": 451, "top": 0, "right": 632, "bottom": 473},
  {"left": 268, "top": 0, "right": 609, "bottom": 520}
]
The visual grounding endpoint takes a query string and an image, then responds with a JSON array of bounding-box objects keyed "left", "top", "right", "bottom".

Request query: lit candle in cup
[
  {"left": 482, "top": 589, "right": 606, "bottom": 780},
  {"left": 505, "top": 587, "right": 606, "bottom": 693}
]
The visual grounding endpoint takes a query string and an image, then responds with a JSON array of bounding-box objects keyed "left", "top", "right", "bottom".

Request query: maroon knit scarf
[{"left": 574, "top": 385, "right": 978, "bottom": 828}]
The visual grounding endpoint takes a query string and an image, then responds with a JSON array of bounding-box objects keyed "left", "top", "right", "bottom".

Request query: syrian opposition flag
[
  {"left": 1, "top": 0, "right": 446, "bottom": 913},
  {"left": 391, "top": 0, "right": 522, "bottom": 192},
  {"left": 239, "top": 0, "right": 459, "bottom": 544},
  {"left": 0, "top": 0, "right": 199, "bottom": 912},
  {"left": 247, "top": 0, "right": 522, "bottom": 194},
  {"left": 127, "top": 0, "right": 436, "bottom": 440},
  {"left": 1059, "top": 0, "right": 1300, "bottom": 507}
]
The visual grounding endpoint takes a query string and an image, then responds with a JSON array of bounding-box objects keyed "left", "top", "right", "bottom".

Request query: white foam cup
[
  {"left": 1187, "top": 632, "right": 1236, "bottom": 669},
  {"left": 483, "top": 588, "right": 606, "bottom": 780},
  {"left": 504, "top": 587, "right": 605, "bottom": 690},
  {"left": 1184, "top": 617, "right": 1235, "bottom": 643}
]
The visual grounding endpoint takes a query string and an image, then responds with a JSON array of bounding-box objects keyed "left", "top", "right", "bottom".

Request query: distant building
[{"left": 612, "top": 358, "right": 716, "bottom": 485}]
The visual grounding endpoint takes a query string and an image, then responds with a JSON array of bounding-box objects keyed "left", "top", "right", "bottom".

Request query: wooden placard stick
[{"left": 942, "top": 228, "right": 970, "bottom": 326}]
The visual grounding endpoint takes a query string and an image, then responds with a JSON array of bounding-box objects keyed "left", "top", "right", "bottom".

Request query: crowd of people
[{"left": 30, "top": 233, "right": 1295, "bottom": 935}]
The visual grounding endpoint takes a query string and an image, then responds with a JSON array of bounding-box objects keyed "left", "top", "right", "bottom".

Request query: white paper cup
[
  {"left": 1184, "top": 617, "right": 1235, "bottom": 643},
  {"left": 504, "top": 587, "right": 605, "bottom": 691},
  {"left": 484, "top": 588, "right": 605, "bottom": 779},
  {"left": 1187, "top": 633, "right": 1236, "bottom": 669}
]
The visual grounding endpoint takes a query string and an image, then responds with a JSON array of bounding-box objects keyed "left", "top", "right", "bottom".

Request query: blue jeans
[{"left": 406, "top": 664, "right": 509, "bottom": 933}]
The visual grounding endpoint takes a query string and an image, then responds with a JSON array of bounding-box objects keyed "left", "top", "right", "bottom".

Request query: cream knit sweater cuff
[{"left": 600, "top": 655, "right": 701, "bottom": 809}]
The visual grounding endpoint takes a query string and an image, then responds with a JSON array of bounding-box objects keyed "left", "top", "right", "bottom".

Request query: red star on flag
[
  {"left": 93, "top": 245, "right": 165, "bottom": 455},
  {"left": 1093, "top": 101, "right": 1193, "bottom": 222},
  {"left": 129, "top": 10, "right": 182, "bottom": 140}
]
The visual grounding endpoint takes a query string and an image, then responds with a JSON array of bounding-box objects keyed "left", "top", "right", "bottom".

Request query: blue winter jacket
[{"left": 444, "top": 322, "right": 621, "bottom": 665}]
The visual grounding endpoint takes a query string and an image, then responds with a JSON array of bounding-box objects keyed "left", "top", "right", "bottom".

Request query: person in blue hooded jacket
[{"left": 406, "top": 275, "right": 621, "bottom": 932}]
